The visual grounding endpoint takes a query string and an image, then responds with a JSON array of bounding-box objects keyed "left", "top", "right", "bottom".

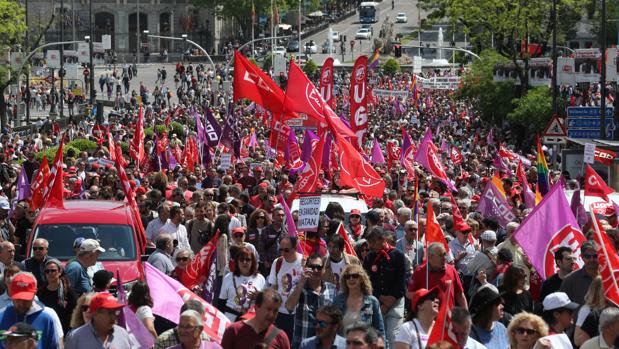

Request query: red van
[{"left": 26, "top": 200, "right": 145, "bottom": 290}]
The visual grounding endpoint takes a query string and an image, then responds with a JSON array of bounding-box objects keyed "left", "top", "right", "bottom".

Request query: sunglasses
[
  {"left": 239, "top": 258, "right": 252, "bottom": 263},
  {"left": 32, "top": 247, "right": 46, "bottom": 251},
  {"left": 515, "top": 328, "right": 538, "bottom": 336},
  {"left": 81, "top": 305, "right": 90, "bottom": 312},
  {"left": 307, "top": 264, "right": 323, "bottom": 271},
  {"left": 344, "top": 273, "right": 360, "bottom": 280},
  {"left": 176, "top": 256, "right": 190, "bottom": 262},
  {"left": 233, "top": 233, "right": 244, "bottom": 238},
  {"left": 44, "top": 269, "right": 58, "bottom": 274},
  {"left": 257, "top": 216, "right": 266, "bottom": 219},
  {"left": 316, "top": 320, "right": 334, "bottom": 328}
]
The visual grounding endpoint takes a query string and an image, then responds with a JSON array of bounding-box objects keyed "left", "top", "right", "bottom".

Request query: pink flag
[
  {"left": 144, "top": 262, "right": 230, "bottom": 343},
  {"left": 487, "top": 128, "right": 494, "bottom": 145},
  {"left": 279, "top": 195, "right": 304, "bottom": 255},
  {"left": 413, "top": 130, "right": 456, "bottom": 191},
  {"left": 513, "top": 181, "right": 586, "bottom": 280},
  {"left": 371, "top": 139, "right": 385, "bottom": 164},
  {"left": 248, "top": 129, "right": 259, "bottom": 148},
  {"left": 476, "top": 180, "right": 516, "bottom": 228}
]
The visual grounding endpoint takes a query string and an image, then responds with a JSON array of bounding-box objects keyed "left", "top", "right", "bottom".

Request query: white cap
[
  {"left": 480, "top": 230, "right": 497, "bottom": 241},
  {"left": 0, "top": 199, "right": 9, "bottom": 210},
  {"left": 543, "top": 292, "right": 579, "bottom": 311},
  {"left": 79, "top": 239, "right": 106, "bottom": 253}
]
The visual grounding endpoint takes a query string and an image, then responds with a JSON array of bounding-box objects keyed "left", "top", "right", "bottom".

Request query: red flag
[
  {"left": 129, "top": 105, "right": 145, "bottom": 165},
  {"left": 337, "top": 222, "right": 357, "bottom": 257},
  {"left": 115, "top": 146, "right": 147, "bottom": 253},
  {"left": 590, "top": 212, "right": 619, "bottom": 306},
  {"left": 336, "top": 135, "right": 385, "bottom": 198},
  {"left": 319, "top": 57, "right": 335, "bottom": 108},
  {"left": 386, "top": 140, "right": 400, "bottom": 170},
  {"left": 108, "top": 132, "right": 116, "bottom": 162},
  {"left": 425, "top": 202, "right": 448, "bottom": 253},
  {"left": 447, "top": 191, "right": 470, "bottom": 233},
  {"left": 450, "top": 146, "right": 463, "bottom": 165},
  {"left": 181, "top": 231, "right": 220, "bottom": 290},
  {"left": 269, "top": 120, "right": 291, "bottom": 153},
  {"left": 43, "top": 137, "right": 65, "bottom": 209},
  {"left": 350, "top": 56, "right": 369, "bottom": 149},
  {"left": 295, "top": 135, "right": 325, "bottom": 193},
  {"left": 595, "top": 148, "right": 617, "bottom": 166},
  {"left": 30, "top": 157, "right": 50, "bottom": 211},
  {"left": 585, "top": 164, "right": 614, "bottom": 201},
  {"left": 427, "top": 282, "right": 459, "bottom": 347},
  {"left": 233, "top": 51, "right": 290, "bottom": 117}
]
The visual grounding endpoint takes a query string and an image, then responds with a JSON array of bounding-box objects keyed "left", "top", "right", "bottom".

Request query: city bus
[{"left": 359, "top": 2, "right": 379, "bottom": 23}]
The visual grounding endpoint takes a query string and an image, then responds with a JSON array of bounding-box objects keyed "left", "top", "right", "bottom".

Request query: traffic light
[{"left": 394, "top": 44, "right": 402, "bottom": 58}]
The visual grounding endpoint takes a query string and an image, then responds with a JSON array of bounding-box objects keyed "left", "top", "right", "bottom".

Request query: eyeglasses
[
  {"left": 44, "top": 269, "right": 58, "bottom": 274},
  {"left": 350, "top": 215, "right": 360, "bottom": 219},
  {"left": 583, "top": 253, "right": 598, "bottom": 260},
  {"left": 515, "top": 327, "right": 538, "bottom": 335},
  {"left": 307, "top": 264, "right": 323, "bottom": 270},
  {"left": 32, "top": 247, "right": 46, "bottom": 251},
  {"left": 316, "top": 320, "right": 334, "bottom": 328},
  {"left": 239, "top": 258, "right": 252, "bottom": 263},
  {"left": 176, "top": 256, "right": 190, "bottom": 262},
  {"left": 279, "top": 247, "right": 291, "bottom": 253},
  {"left": 98, "top": 309, "right": 120, "bottom": 316},
  {"left": 344, "top": 273, "right": 360, "bottom": 280}
]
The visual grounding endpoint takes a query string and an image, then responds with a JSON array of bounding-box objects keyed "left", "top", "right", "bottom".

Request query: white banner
[
  {"left": 584, "top": 143, "right": 596, "bottom": 164},
  {"left": 297, "top": 195, "right": 321, "bottom": 231},
  {"left": 419, "top": 76, "right": 460, "bottom": 90},
  {"left": 47, "top": 50, "right": 61, "bottom": 68},
  {"left": 219, "top": 153, "right": 232, "bottom": 170},
  {"left": 372, "top": 89, "right": 409, "bottom": 98}
]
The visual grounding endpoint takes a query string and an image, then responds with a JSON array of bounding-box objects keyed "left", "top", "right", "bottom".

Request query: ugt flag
[
  {"left": 513, "top": 181, "right": 586, "bottom": 280},
  {"left": 476, "top": 180, "right": 516, "bottom": 228}
]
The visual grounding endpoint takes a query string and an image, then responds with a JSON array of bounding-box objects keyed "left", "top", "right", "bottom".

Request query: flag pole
[
  {"left": 440, "top": 281, "right": 453, "bottom": 341},
  {"left": 589, "top": 206, "right": 619, "bottom": 301}
]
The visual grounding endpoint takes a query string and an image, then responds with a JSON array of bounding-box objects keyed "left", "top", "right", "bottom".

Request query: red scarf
[
  {"left": 350, "top": 224, "right": 363, "bottom": 238},
  {"left": 371, "top": 242, "right": 395, "bottom": 272}
]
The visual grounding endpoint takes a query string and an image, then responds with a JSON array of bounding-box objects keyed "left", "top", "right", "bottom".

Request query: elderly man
[
  {"left": 64, "top": 239, "right": 105, "bottom": 296},
  {"left": 23, "top": 238, "right": 52, "bottom": 286},
  {"left": 394, "top": 207, "right": 412, "bottom": 240},
  {"left": 0, "top": 241, "right": 16, "bottom": 275},
  {"left": 497, "top": 222, "right": 531, "bottom": 287},
  {"left": 395, "top": 220, "right": 424, "bottom": 269},
  {"left": 154, "top": 300, "right": 211, "bottom": 349},
  {"left": 410, "top": 242, "right": 468, "bottom": 309},
  {"left": 221, "top": 288, "right": 290, "bottom": 348},
  {"left": 147, "top": 234, "right": 175, "bottom": 275},
  {"left": 169, "top": 310, "right": 217, "bottom": 349},
  {"left": 0, "top": 273, "right": 63, "bottom": 349},
  {"left": 0, "top": 322, "right": 40, "bottom": 349},
  {"left": 64, "top": 292, "right": 138, "bottom": 349},
  {"left": 580, "top": 307, "right": 619, "bottom": 349},
  {"left": 451, "top": 307, "right": 487, "bottom": 349}
]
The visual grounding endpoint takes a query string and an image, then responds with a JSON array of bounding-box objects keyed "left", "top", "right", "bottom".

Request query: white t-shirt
[
  {"left": 158, "top": 221, "right": 191, "bottom": 252},
  {"left": 219, "top": 272, "right": 266, "bottom": 321},
  {"left": 135, "top": 305, "right": 154, "bottom": 321},
  {"left": 329, "top": 258, "right": 346, "bottom": 291},
  {"left": 394, "top": 319, "right": 429, "bottom": 349},
  {"left": 268, "top": 253, "right": 304, "bottom": 313}
]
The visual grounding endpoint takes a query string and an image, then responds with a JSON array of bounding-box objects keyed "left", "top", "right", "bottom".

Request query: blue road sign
[{"left": 566, "top": 107, "right": 615, "bottom": 139}]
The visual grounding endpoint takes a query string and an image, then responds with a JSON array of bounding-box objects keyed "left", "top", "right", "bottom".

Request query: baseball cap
[
  {"left": 0, "top": 322, "right": 38, "bottom": 340},
  {"left": 480, "top": 230, "right": 497, "bottom": 241},
  {"left": 10, "top": 274, "right": 37, "bottom": 301},
  {"left": 350, "top": 209, "right": 361, "bottom": 216},
  {"left": 73, "top": 237, "right": 85, "bottom": 249},
  {"left": 543, "top": 292, "right": 579, "bottom": 311},
  {"left": 79, "top": 239, "right": 106, "bottom": 253},
  {"left": 89, "top": 292, "right": 125, "bottom": 313},
  {"left": 411, "top": 287, "right": 439, "bottom": 311},
  {"left": 0, "top": 199, "right": 9, "bottom": 210},
  {"left": 232, "top": 227, "right": 246, "bottom": 235}
]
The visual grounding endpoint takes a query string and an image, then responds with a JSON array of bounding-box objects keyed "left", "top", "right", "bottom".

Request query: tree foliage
[
  {"left": 382, "top": 58, "right": 400, "bottom": 75},
  {"left": 303, "top": 59, "right": 318, "bottom": 76},
  {"left": 418, "top": 0, "right": 583, "bottom": 93},
  {"left": 507, "top": 86, "right": 552, "bottom": 133}
]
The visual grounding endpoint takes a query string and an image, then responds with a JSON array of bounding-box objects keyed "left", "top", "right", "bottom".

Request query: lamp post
[
  {"left": 59, "top": 0, "right": 65, "bottom": 119},
  {"left": 601, "top": 0, "right": 607, "bottom": 140},
  {"left": 86, "top": 35, "right": 94, "bottom": 105},
  {"left": 148, "top": 34, "right": 216, "bottom": 71},
  {"left": 143, "top": 30, "right": 149, "bottom": 63}
]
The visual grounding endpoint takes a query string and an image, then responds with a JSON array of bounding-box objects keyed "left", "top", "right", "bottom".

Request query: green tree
[
  {"left": 418, "top": 0, "right": 583, "bottom": 94},
  {"left": 303, "top": 59, "right": 318, "bottom": 76},
  {"left": 0, "top": 0, "right": 54, "bottom": 129},
  {"left": 382, "top": 58, "right": 400, "bottom": 75},
  {"left": 507, "top": 86, "right": 552, "bottom": 132}
]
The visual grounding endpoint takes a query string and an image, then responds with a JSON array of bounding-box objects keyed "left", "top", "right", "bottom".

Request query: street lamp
[
  {"left": 85, "top": 35, "right": 94, "bottom": 105},
  {"left": 143, "top": 30, "right": 149, "bottom": 62}
]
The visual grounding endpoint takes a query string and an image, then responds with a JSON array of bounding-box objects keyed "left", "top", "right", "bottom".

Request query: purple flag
[
  {"left": 248, "top": 130, "right": 258, "bottom": 148},
  {"left": 322, "top": 134, "right": 333, "bottom": 173},
  {"left": 339, "top": 114, "right": 352, "bottom": 129},
  {"left": 476, "top": 180, "right": 516, "bottom": 228},
  {"left": 202, "top": 250, "right": 218, "bottom": 303},
  {"left": 195, "top": 111, "right": 208, "bottom": 145},
  {"left": 220, "top": 109, "right": 241, "bottom": 158},
  {"left": 279, "top": 195, "right": 304, "bottom": 254},
  {"left": 301, "top": 130, "right": 319, "bottom": 163},
  {"left": 371, "top": 139, "right": 385, "bottom": 164},
  {"left": 440, "top": 138, "right": 449, "bottom": 153},
  {"left": 414, "top": 129, "right": 457, "bottom": 192},
  {"left": 166, "top": 146, "right": 177, "bottom": 170},
  {"left": 514, "top": 181, "right": 586, "bottom": 280},
  {"left": 204, "top": 108, "right": 222, "bottom": 147},
  {"left": 116, "top": 270, "right": 156, "bottom": 348},
  {"left": 493, "top": 155, "right": 513, "bottom": 176},
  {"left": 487, "top": 128, "right": 494, "bottom": 145},
  {"left": 571, "top": 189, "right": 588, "bottom": 227},
  {"left": 16, "top": 165, "right": 31, "bottom": 201}
]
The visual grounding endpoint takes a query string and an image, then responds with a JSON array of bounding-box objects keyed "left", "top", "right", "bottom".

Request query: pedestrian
[
  {"left": 468, "top": 285, "right": 508, "bottom": 348},
  {"left": 323, "top": 235, "right": 361, "bottom": 292},
  {"left": 299, "top": 305, "right": 346, "bottom": 349},
  {"left": 36, "top": 259, "right": 77, "bottom": 334},
  {"left": 154, "top": 300, "right": 211, "bottom": 349},
  {"left": 64, "top": 239, "right": 105, "bottom": 296},
  {"left": 580, "top": 307, "right": 619, "bottom": 349},
  {"left": 344, "top": 322, "right": 380, "bottom": 349},
  {"left": 393, "top": 287, "right": 439, "bottom": 349},
  {"left": 506, "top": 312, "right": 548, "bottom": 349},
  {"left": 0, "top": 322, "right": 39, "bottom": 349},
  {"left": 23, "top": 238, "right": 51, "bottom": 286},
  {"left": 147, "top": 234, "right": 175, "bottom": 275}
]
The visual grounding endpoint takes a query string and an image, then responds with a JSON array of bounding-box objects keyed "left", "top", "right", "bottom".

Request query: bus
[{"left": 359, "top": 2, "right": 379, "bottom": 23}]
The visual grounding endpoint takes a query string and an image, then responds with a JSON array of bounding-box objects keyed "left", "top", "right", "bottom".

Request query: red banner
[
  {"left": 269, "top": 120, "right": 291, "bottom": 153},
  {"left": 350, "top": 56, "right": 368, "bottom": 149},
  {"left": 319, "top": 57, "right": 334, "bottom": 108},
  {"left": 595, "top": 148, "right": 616, "bottom": 166}
]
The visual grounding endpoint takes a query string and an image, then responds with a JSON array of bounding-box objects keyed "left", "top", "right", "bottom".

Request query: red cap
[
  {"left": 254, "top": 166, "right": 263, "bottom": 172},
  {"left": 471, "top": 195, "right": 481, "bottom": 203},
  {"left": 91, "top": 163, "right": 100, "bottom": 170},
  {"left": 89, "top": 292, "right": 125, "bottom": 313},
  {"left": 411, "top": 287, "right": 439, "bottom": 311},
  {"left": 105, "top": 163, "right": 113, "bottom": 169},
  {"left": 232, "top": 227, "right": 246, "bottom": 235},
  {"left": 136, "top": 187, "right": 147, "bottom": 195},
  {"left": 10, "top": 274, "right": 37, "bottom": 301},
  {"left": 259, "top": 182, "right": 268, "bottom": 188},
  {"left": 350, "top": 209, "right": 361, "bottom": 216}
]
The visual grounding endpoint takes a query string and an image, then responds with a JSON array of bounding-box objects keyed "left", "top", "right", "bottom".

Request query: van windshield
[{"left": 33, "top": 224, "right": 136, "bottom": 261}]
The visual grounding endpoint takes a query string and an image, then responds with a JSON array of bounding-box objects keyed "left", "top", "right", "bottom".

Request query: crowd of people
[{"left": 0, "top": 52, "right": 616, "bottom": 349}]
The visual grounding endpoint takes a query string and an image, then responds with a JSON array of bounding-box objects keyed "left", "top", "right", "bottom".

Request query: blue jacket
[
  {"left": 332, "top": 293, "right": 385, "bottom": 338},
  {"left": 0, "top": 300, "right": 61, "bottom": 349}
]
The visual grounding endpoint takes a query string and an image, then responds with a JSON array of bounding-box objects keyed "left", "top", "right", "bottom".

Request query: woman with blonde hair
[
  {"left": 574, "top": 276, "right": 607, "bottom": 346},
  {"left": 68, "top": 292, "right": 95, "bottom": 333},
  {"left": 506, "top": 312, "right": 548, "bottom": 349},
  {"left": 333, "top": 264, "right": 385, "bottom": 339}
]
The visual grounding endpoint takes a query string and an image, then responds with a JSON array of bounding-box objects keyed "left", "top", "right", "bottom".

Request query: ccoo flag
[
  {"left": 584, "top": 164, "right": 614, "bottom": 201},
  {"left": 513, "top": 180, "right": 586, "bottom": 280},
  {"left": 476, "top": 179, "right": 515, "bottom": 228}
]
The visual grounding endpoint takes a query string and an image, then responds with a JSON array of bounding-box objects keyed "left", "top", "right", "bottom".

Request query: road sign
[
  {"left": 44, "top": 76, "right": 57, "bottom": 84},
  {"left": 543, "top": 115, "right": 567, "bottom": 144},
  {"left": 566, "top": 106, "right": 615, "bottom": 139}
]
